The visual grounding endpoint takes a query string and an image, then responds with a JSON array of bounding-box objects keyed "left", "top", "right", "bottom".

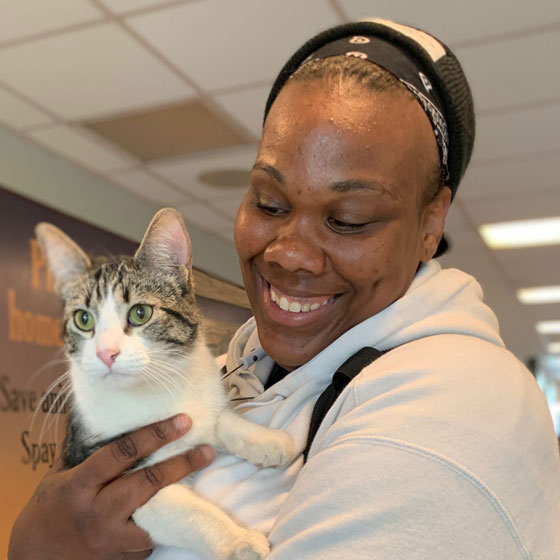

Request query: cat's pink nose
[{"left": 97, "top": 348, "right": 120, "bottom": 369}]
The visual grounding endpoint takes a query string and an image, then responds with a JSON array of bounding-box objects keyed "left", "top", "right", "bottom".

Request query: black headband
[{"left": 300, "top": 35, "right": 450, "bottom": 184}]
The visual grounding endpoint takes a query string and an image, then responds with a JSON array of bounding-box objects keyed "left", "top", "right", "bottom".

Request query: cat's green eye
[
  {"left": 74, "top": 310, "right": 95, "bottom": 332},
  {"left": 128, "top": 304, "right": 153, "bottom": 326}
]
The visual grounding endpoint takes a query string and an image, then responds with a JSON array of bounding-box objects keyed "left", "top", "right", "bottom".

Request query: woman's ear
[{"left": 419, "top": 186, "right": 452, "bottom": 262}]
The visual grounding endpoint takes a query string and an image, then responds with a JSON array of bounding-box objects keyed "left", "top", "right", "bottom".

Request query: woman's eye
[
  {"left": 255, "top": 202, "right": 287, "bottom": 216},
  {"left": 327, "top": 217, "right": 369, "bottom": 233},
  {"left": 74, "top": 310, "right": 95, "bottom": 332},
  {"left": 128, "top": 304, "right": 153, "bottom": 327}
]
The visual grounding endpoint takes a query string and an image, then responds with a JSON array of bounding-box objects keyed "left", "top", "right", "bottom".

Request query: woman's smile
[{"left": 258, "top": 272, "right": 342, "bottom": 327}]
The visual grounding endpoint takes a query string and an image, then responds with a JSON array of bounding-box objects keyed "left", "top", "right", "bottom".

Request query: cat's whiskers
[
  {"left": 35, "top": 376, "right": 73, "bottom": 446},
  {"left": 148, "top": 357, "right": 195, "bottom": 392},
  {"left": 49, "top": 381, "right": 75, "bottom": 448},
  {"left": 141, "top": 366, "right": 179, "bottom": 401},
  {"left": 145, "top": 361, "right": 186, "bottom": 393},
  {"left": 25, "top": 347, "right": 69, "bottom": 389},
  {"left": 30, "top": 371, "right": 72, "bottom": 437}
]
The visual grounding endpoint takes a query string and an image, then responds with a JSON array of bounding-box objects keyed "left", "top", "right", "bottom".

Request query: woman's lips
[
  {"left": 269, "top": 284, "right": 334, "bottom": 313},
  {"left": 258, "top": 277, "right": 340, "bottom": 327}
]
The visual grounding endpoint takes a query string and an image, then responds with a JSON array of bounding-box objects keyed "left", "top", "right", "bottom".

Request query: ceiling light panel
[
  {"left": 0, "top": 23, "right": 194, "bottom": 120},
  {"left": 479, "top": 217, "right": 560, "bottom": 249},
  {"left": 0, "top": 0, "right": 103, "bottom": 44},
  {"left": 127, "top": 0, "right": 340, "bottom": 91},
  {"left": 337, "top": 0, "right": 560, "bottom": 45},
  {"left": 518, "top": 286, "right": 560, "bottom": 305},
  {"left": 536, "top": 321, "right": 560, "bottom": 335}
]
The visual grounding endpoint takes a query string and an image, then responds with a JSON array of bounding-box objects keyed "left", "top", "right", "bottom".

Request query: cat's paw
[
  {"left": 236, "top": 429, "right": 296, "bottom": 469},
  {"left": 219, "top": 528, "right": 270, "bottom": 560}
]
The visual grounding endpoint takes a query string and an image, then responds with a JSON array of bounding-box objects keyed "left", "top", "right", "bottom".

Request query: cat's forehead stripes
[{"left": 59, "top": 253, "right": 200, "bottom": 353}]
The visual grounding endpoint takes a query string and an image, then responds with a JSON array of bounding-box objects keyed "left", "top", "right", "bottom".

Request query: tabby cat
[{"left": 36, "top": 208, "right": 295, "bottom": 560}]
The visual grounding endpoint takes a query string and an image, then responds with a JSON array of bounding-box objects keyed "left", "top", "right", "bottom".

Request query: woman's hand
[{"left": 8, "top": 414, "right": 215, "bottom": 560}]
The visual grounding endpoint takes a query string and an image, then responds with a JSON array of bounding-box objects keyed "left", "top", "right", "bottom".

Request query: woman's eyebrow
[
  {"left": 252, "top": 162, "right": 285, "bottom": 184},
  {"left": 330, "top": 179, "right": 395, "bottom": 198}
]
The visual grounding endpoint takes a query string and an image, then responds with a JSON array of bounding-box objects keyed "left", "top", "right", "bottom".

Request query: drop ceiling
[{"left": 0, "top": 0, "right": 559, "bottom": 365}]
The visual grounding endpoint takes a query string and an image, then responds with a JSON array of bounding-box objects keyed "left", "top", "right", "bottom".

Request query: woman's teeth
[{"left": 270, "top": 286, "right": 330, "bottom": 313}]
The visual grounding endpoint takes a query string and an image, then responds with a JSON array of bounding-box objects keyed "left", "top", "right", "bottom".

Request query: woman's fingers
[
  {"left": 75, "top": 414, "right": 193, "bottom": 489},
  {"left": 8, "top": 415, "right": 216, "bottom": 560},
  {"left": 105, "top": 445, "right": 216, "bottom": 519}
]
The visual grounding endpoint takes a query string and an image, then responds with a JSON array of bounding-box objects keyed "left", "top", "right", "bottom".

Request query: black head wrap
[{"left": 263, "top": 20, "right": 475, "bottom": 256}]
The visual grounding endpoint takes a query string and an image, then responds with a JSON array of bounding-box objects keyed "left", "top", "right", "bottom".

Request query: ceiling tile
[
  {"left": 0, "top": 23, "right": 194, "bottom": 120},
  {"left": 213, "top": 85, "right": 271, "bottom": 138},
  {"left": 86, "top": 99, "right": 250, "bottom": 160},
  {"left": 443, "top": 197, "right": 470, "bottom": 231},
  {"left": 491, "top": 246, "right": 560, "bottom": 287},
  {"left": 336, "top": 0, "right": 560, "bottom": 45},
  {"left": 0, "top": 0, "right": 103, "bottom": 44},
  {"left": 127, "top": 0, "right": 341, "bottom": 91},
  {"left": 216, "top": 228, "right": 235, "bottom": 243},
  {"left": 28, "top": 124, "right": 136, "bottom": 172},
  {"left": 176, "top": 201, "right": 234, "bottom": 235},
  {"left": 149, "top": 146, "right": 257, "bottom": 200},
  {"left": 462, "top": 191, "right": 560, "bottom": 225},
  {"left": 97, "top": 0, "right": 177, "bottom": 14},
  {"left": 0, "top": 86, "right": 52, "bottom": 129},
  {"left": 524, "top": 303, "right": 560, "bottom": 324},
  {"left": 109, "top": 168, "right": 190, "bottom": 206},
  {"left": 461, "top": 153, "right": 560, "bottom": 199},
  {"left": 457, "top": 29, "right": 560, "bottom": 112},
  {"left": 207, "top": 191, "right": 245, "bottom": 220},
  {"left": 472, "top": 104, "right": 560, "bottom": 163}
]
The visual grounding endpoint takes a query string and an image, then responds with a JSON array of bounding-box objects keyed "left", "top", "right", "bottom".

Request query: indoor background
[{"left": 0, "top": 0, "right": 559, "bottom": 422}]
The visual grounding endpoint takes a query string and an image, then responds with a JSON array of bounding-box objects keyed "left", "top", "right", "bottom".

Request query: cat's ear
[
  {"left": 134, "top": 208, "right": 192, "bottom": 277},
  {"left": 35, "top": 223, "right": 91, "bottom": 293}
]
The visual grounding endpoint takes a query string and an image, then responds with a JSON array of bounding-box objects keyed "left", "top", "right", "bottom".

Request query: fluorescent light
[
  {"left": 518, "top": 286, "right": 560, "bottom": 304},
  {"left": 479, "top": 216, "right": 560, "bottom": 249},
  {"left": 536, "top": 321, "right": 560, "bottom": 335},
  {"left": 548, "top": 342, "right": 560, "bottom": 354}
]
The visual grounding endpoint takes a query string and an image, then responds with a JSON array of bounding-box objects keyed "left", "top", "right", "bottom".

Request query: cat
[{"left": 35, "top": 207, "right": 295, "bottom": 560}]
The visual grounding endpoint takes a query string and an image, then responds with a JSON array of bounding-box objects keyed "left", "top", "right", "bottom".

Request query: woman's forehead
[{"left": 257, "top": 81, "right": 438, "bottom": 196}]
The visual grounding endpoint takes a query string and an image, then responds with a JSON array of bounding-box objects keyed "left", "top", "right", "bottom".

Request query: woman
[{"left": 9, "top": 20, "right": 560, "bottom": 560}]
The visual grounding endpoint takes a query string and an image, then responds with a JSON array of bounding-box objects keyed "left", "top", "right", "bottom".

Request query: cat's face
[
  {"left": 37, "top": 209, "right": 199, "bottom": 389},
  {"left": 60, "top": 257, "right": 198, "bottom": 388}
]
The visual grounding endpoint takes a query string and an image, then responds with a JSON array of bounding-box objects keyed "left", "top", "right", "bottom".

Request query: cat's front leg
[
  {"left": 216, "top": 409, "right": 295, "bottom": 468},
  {"left": 133, "top": 481, "right": 269, "bottom": 560}
]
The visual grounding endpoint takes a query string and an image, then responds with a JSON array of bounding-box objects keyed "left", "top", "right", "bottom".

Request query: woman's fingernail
[
  {"left": 173, "top": 414, "right": 192, "bottom": 433},
  {"left": 187, "top": 446, "right": 215, "bottom": 467}
]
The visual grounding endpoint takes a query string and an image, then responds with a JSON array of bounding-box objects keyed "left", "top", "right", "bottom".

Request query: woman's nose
[{"left": 263, "top": 224, "right": 326, "bottom": 274}]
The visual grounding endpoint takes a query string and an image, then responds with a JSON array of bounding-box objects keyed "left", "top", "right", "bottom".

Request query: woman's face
[{"left": 235, "top": 80, "right": 450, "bottom": 369}]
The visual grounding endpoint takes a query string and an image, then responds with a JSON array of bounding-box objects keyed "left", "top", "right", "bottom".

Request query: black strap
[{"left": 303, "top": 347, "right": 386, "bottom": 462}]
